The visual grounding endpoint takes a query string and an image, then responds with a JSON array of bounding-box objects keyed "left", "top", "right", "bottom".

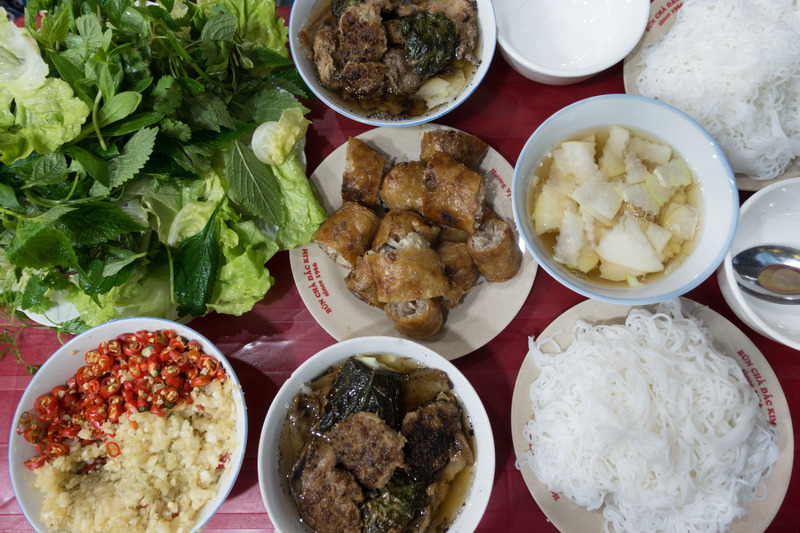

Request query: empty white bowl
[
  {"left": 8, "top": 317, "right": 247, "bottom": 533},
  {"left": 288, "top": 0, "right": 496, "bottom": 126},
  {"left": 497, "top": 0, "right": 649, "bottom": 85},
  {"left": 258, "top": 336, "right": 495, "bottom": 532},
  {"left": 511, "top": 94, "right": 739, "bottom": 305},
  {"left": 717, "top": 178, "right": 800, "bottom": 351}
]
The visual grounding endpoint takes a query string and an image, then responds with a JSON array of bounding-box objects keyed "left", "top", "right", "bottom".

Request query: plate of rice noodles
[
  {"left": 511, "top": 297, "right": 793, "bottom": 533},
  {"left": 623, "top": 0, "right": 800, "bottom": 190}
]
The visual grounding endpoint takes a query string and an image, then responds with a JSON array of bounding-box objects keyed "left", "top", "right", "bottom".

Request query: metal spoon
[{"left": 732, "top": 245, "right": 800, "bottom": 304}]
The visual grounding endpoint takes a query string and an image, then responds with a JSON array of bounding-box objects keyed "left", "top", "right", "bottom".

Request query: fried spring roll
[
  {"left": 467, "top": 217, "right": 521, "bottom": 282},
  {"left": 436, "top": 241, "right": 478, "bottom": 309},
  {"left": 385, "top": 299, "right": 443, "bottom": 339},
  {"left": 421, "top": 152, "right": 485, "bottom": 233},
  {"left": 378, "top": 161, "right": 426, "bottom": 212},
  {"left": 345, "top": 255, "right": 383, "bottom": 308},
  {"left": 365, "top": 238, "right": 449, "bottom": 302},
  {"left": 341, "top": 137, "right": 385, "bottom": 207},
  {"left": 420, "top": 129, "right": 489, "bottom": 168},
  {"left": 371, "top": 210, "right": 441, "bottom": 251},
  {"left": 312, "top": 202, "right": 381, "bottom": 269}
]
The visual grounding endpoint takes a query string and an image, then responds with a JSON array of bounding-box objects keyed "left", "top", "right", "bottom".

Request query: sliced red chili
[
  {"left": 190, "top": 375, "right": 212, "bottom": 387},
  {"left": 85, "top": 404, "right": 108, "bottom": 424},
  {"left": 94, "top": 353, "right": 114, "bottom": 374},
  {"left": 123, "top": 340, "right": 143, "bottom": 357},
  {"left": 106, "top": 339, "right": 122, "bottom": 356},
  {"left": 16, "top": 411, "right": 32, "bottom": 435},
  {"left": 107, "top": 403, "right": 124, "bottom": 423},
  {"left": 106, "top": 441, "right": 121, "bottom": 457},
  {"left": 84, "top": 349, "right": 101, "bottom": 366},
  {"left": 24, "top": 455, "right": 48, "bottom": 470},
  {"left": 197, "top": 355, "right": 220, "bottom": 375},
  {"left": 74, "top": 366, "right": 95, "bottom": 386},
  {"left": 46, "top": 442, "right": 70, "bottom": 458},
  {"left": 23, "top": 423, "right": 44, "bottom": 444},
  {"left": 99, "top": 376, "right": 121, "bottom": 398}
]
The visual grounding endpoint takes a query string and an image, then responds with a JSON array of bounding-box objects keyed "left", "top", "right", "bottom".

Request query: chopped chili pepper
[
  {"left": 106, "top": 441, "right": 121, "bottom": 458},
  {"left": 24, "top": 455, "right": 48, "bottom": 470}
]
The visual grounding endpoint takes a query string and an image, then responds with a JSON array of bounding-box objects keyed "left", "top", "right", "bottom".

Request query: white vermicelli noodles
[
  {"left": 635, "top": 0, "right": 800, "bottom": 181},
  {"left": 517, "top": 299, "right": 779, "bottom": 533}
]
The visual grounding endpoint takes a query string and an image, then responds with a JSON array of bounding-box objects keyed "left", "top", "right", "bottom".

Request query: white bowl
[
  {"left": 258, "top": 336, "right": 495, "bottom": 532},
  {"left": 511, "top": 94, "right": 739, "bottom": 305},
  {"left": 288, "top": 0, "right": 496, "bottom": 126},
  {"left": 8, "top": 317, "right": 248, "bottom": 533},
  {"left": 497, "top": 0, "right": 649, "bottom": 85},
  {"left": 717, "top": 177, "right": 800, "bottom": 351}
]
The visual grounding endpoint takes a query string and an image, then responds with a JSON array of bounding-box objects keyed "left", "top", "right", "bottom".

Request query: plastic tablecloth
[{"left": 2, "top": 7, "right": 798, "bottom": 532}]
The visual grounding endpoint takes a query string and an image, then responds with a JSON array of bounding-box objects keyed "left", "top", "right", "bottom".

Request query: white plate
[
  {"left": 289, "top": 124, "right": 537, "bottom": 360},
  {"left": 622, "top": 0, "right": 800, "bottom": 191},
  {"left": 510, "top": 298, "right": 793, "bottom": 533}
]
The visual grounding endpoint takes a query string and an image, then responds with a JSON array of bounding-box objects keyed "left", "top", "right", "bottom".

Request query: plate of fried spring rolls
[{"left": 289, "top": 124, "right": 538, "bottom": 360}]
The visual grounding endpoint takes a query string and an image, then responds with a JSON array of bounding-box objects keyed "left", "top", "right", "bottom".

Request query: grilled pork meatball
[
  {"left": 329, "top": 411, "right": 406, "bottom": 489},
  {"left": 289, "top": 439, "right": 363, "bottom": 533},
  {"left": 401, "top": 394, "right": 462, "bottom": 482}
]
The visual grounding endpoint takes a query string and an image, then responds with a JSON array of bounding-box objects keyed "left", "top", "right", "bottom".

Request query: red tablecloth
[{"left": 2, "top": 7, "right": 798, "bottom": 532}]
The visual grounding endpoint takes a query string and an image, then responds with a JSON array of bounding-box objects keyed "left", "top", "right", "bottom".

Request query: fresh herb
[{"left": 0, "top": 0, "right": 326, "bottom": 364}]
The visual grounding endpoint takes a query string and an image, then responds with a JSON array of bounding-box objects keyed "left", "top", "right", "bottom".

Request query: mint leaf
[
  {"left": 6, "top": 222, "right": 79, "bottom": 271},
  {"left": 201, "top": 13, "right": 237, "bottom": 41},
  {"left": 51, "top": 202, "right": 146, "bottom": 245},
  {"left": 226, "top": 140, "right": 284, "bottom": 227},
  {"left": 107, "top": 127, "right": 158, "bottom": 188},
  {"left": 173, "top": 203, "right": 221, "bottom": 316},
  {"left": 26, "top": 153, "right": 69, "bottom": 188},
  {"left": 152, "top": 76, "right": 183, "bottom": 116},
  {"left": 184, "top": 94, "right": 236, "bottom": 131},
  {"left": 0, "top": 183, "right": 21, "bottom": 210},
  {"left": 63, "top": 146, "right": 110, "bottom": 188}
]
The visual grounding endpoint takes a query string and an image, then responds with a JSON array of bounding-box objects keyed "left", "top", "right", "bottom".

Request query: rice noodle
[
  {"left": 517, "top": 299, "right": 779, "bottom": 533},
  {"left": 635, "top": 0, "right": 800, "bottom": 181}
]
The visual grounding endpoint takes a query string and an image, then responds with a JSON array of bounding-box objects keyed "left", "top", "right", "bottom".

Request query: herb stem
[{"left": 91, "top": 92, "right": 108, "bottom": 152}]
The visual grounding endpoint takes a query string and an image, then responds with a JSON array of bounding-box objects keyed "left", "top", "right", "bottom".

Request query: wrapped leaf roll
[
  {"left": 312, "top": 201, "right": 381, "bottom": 269},
  {"left": 421, "top": 152, "right": 485, "bottom": 233}
]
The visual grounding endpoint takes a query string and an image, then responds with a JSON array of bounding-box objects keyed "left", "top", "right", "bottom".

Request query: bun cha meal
[
  {"left": 290, "top": 0, "right": 495, "bottom": 125},
  {"left": 280, "top": 353, "right": 476, "bottom": 532},
  {"left": 311, "top": 128, "right": 522, "bottom": 339}
]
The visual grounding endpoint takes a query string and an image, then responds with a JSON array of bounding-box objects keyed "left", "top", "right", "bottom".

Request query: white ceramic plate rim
[
  {"left": 510, "top": 298, "right": 794, "bottom": 533},
  {"left": 257, "top": 336, "right": 495, "bottom": 532},
  {"left": 8, "top": 317, "right": 248, "bottom": 533},
  {"left": 290, "top": 123, "right": 537, "bottom": 360},
  {"left": 511, "top": 93, "right": 739, "bottom": 305}
]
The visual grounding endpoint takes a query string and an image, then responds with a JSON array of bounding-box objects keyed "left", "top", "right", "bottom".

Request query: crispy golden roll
[
  {"left": 420, "top": 129, "right": 489, "bottom": 169},
  {"left": 371, "top": 210, "right": 441, "bottom": 251},
  {"left": 378, "top": 161, "right": 426, "bottom": 212},
  {"left": 421, "top": 152, "right": 485, "bottom": 233},
  {"left": 341, "top": 137, "right": 385, "bottom": 206},
  {"left": 436, "top": 241, "right": 478, "bottom": 309},
  {"left": 312, "top": 201, "right": 381, "bottom": 269},
  {"left": 344, "top": 255, "right": 383, "bottom": 308},
  {"left": 384, "top": 299, "right": 444, "bottom": 339},
  {"left": 365, "top": 239, "right": 449, "bottom": 302},
  {"left": 438, "top": 225, "right": 470, "bottom": 243},
  {"left": 467, "top": 217, "right": 521, "bottom": 282}
]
